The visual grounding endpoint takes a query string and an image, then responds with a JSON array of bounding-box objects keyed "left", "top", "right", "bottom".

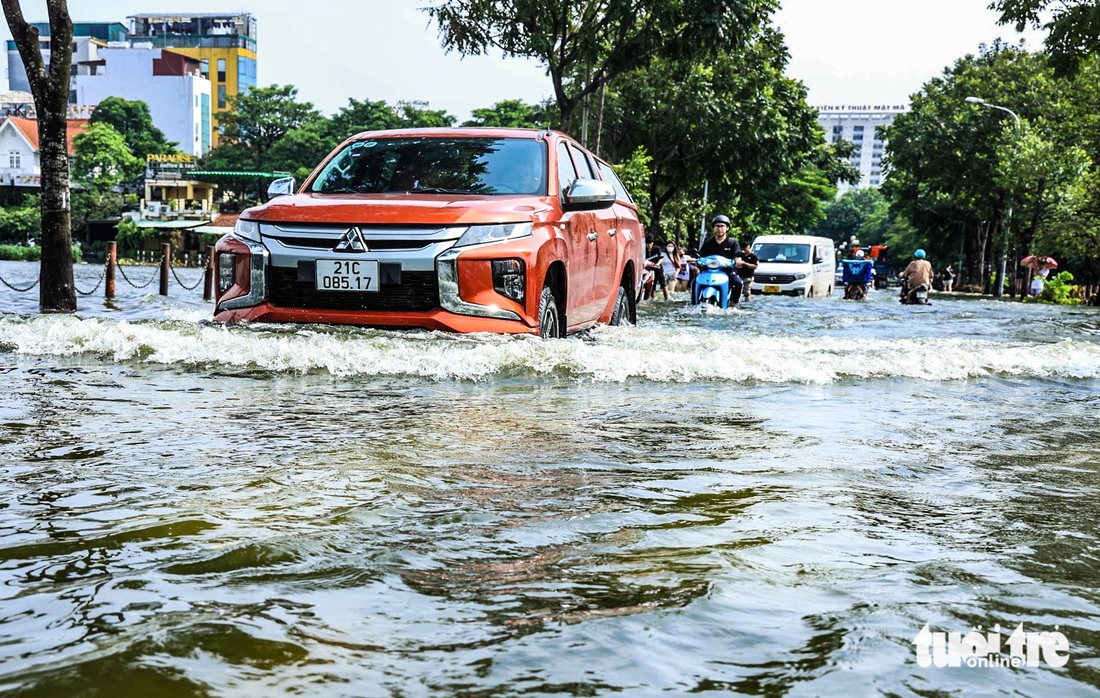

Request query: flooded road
[{"left": 1, "top": 260, "right": 1099, "bottom": 696}]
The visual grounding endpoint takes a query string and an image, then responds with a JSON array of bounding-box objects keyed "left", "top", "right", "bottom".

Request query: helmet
[
  {"left": 854, "top": 250, "right": 866, "bottom": 258},
  {"left": 711, "top": 215, "right": 730, "bottom": 226},
  {"left": 914, "top": 249, "right": 926, "bottom": 259}
]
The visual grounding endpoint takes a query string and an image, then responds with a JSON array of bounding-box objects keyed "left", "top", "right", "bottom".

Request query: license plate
[
  {"left": 764, "top": 285, "right": 780, "bottom": 294},
  {"left": 316, "top": 259, "right": 379, "bottom": 292}
]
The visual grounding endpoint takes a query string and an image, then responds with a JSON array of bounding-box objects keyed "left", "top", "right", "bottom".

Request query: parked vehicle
[
  {"left": 692, "top": 255, "right": 739, "bottom": 308},
  {"left": 213, "top": 128, "right": 645, "bottom": 337},
  {"left": 750, "top": 235, "right": 835, "bottom": 297}
]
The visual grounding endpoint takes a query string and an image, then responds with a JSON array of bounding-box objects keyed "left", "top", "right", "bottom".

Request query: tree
[
  {"left": 598, "top": 26, "right": 852, "bottom": 239},
  {"left": 991, "top": 0, "right": 1100, "bottom": 76},
  {"left": 810, "top": 188, "right": 892, "bottom": 245},
  {"left": 462, "top": 99, "right": 553, "bottom": 128},
  {"left": 72, "top": 122, "right": 144, "bottom": 189},
  {"left": 217, "top": 84, "right": 323, "bottom": 154},
  {"left": 425, "top": 0, "right": 774, "bottom": 135},
  {"left": 88, "top": 96, "right": 177, "bottom": 159},
  {"left": 2, "top": 0, "right": 75, "bottom": 312},
  {"left": 882, "top": 43, "right": 1055, "bottom": 292}
]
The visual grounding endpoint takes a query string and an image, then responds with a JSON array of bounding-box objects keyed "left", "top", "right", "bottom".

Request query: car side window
[
  {"left": 595, "top": 160, "right": 634, "bottom": 204},
  {"left": 569, "top": 143, "right": 597, "bottom": 180},
  {"left": 556, "top": 141, "right": 578, "bottom": 197}
]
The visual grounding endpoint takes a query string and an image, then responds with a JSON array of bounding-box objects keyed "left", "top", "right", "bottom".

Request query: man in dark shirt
[
  {"left": 694, "top": 215, "right": 744, "bottom": 305},
  {"left": 736, "top": 239, "right": 759, "bottom": 302}
]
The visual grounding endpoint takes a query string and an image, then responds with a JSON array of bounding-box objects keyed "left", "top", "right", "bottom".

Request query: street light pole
[{"left": 965, "top": 97, "right": 1022, "bottom": 297}]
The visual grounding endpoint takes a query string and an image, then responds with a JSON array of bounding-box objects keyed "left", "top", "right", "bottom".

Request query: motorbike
[
  {"left": 841, "top": 258, "right": 874, "bottom": 300},
  {"left": 692, "top": 255, "right": 741, "bottom": 309},
  {"left": 900, "top": 282, "right": 930, "bottom": 305}
]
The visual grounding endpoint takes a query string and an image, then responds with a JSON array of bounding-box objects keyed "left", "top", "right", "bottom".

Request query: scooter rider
[
  {"left": 694, "top": 215, "right": 744, "bottom": 304},
  {"left": 898, "top": 248, "right": 934, "bottom": 301}
]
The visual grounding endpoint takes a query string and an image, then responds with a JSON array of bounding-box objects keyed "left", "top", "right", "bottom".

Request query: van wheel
[
  {"left": 609, "top": 286, "right": 630, "bottom": 326},
  {"left": 538, "top": 284, "right": 563, "bottom": 338}
]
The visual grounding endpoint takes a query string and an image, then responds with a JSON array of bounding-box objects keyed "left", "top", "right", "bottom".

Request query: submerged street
[{"left": 1, "top": 260, "right": 1099, "bottom": 695}]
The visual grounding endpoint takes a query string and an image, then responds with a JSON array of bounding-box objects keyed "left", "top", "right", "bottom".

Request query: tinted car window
[
  {"left": 310, "top": 137, "right": 547, "bottom": 195},
  {"left": 595, "top": 160, "right": 633, "bottom": 204},
  {"left": 556, "top": 141, "right": 578, "bottom": 197}
]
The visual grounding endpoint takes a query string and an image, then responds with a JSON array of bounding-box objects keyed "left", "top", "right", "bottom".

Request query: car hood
[{"left": 242, "top": 193, "right": 555, "bottom": 226}]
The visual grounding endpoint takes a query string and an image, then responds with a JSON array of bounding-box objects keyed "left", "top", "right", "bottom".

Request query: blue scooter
[{"left": 692, "top": 255, "right": 742, "bottom": 309}]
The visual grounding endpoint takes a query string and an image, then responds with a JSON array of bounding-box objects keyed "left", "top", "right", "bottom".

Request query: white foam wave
[{"left": 1, "top": 316, "right": 1098, "bottom": 383}]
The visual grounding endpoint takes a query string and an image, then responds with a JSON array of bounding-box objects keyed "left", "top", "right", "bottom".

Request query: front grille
[
  {"left": 756, "top": 274, "right": 798, "bottom": 284},
  {"left": 268, "top": 266, "right": 439, "bottom": 312},
  {"left": 264, "top": 235, "right": 431, "bottom": 251}
]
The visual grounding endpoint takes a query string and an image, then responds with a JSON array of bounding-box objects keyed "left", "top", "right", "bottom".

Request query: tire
[
  {"left": 537, "top": 284, "right": 563, "bottom": 338},
  {"left": 609, "top": 285, "right": 630, "bottom": 326}
]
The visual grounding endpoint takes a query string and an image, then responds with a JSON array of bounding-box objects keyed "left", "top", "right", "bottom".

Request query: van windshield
[
  {"left": 309, "top": 137, "right": 548, "bottom": 196},
  {"left": 754, "top": 243, "right": 811, "bottom": 264}
]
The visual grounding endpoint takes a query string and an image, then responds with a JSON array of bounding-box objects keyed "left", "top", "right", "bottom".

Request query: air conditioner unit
[{"left": 146, "top": 201, "right": 162, "bottom": 217}]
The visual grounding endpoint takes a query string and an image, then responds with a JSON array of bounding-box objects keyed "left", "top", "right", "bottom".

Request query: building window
[
  {"left": 217, "top": 58, "right": 226, "bottom": 83},
  {"left": 8, "top": 151, "right": 21, "bottom": 168},
  {"left": 217, "top": 85, "right": 227, "bottom": 109}
]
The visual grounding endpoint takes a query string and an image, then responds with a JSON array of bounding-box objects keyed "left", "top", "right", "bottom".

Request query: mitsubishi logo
[{"left": 333, "top": 226, "right": 368, "bottom": 252}]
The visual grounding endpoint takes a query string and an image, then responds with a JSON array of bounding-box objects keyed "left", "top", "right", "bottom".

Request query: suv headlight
[
  {"left": 454, "top": 222, "right": 532, "bottom": 248},
  {"left": 234, "top": 218, "right": 260, "bottom": 241},
  {"left": 793, "top": 272, "right": 808, "bottom": 280}
]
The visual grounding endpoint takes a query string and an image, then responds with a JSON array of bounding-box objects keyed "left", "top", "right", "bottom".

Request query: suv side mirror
[
  {"left": 267, "top": 177, "right": 296, "bottom": 200},
  {"left": 563, "top": 178, "right": 616, "bottom": 211}
]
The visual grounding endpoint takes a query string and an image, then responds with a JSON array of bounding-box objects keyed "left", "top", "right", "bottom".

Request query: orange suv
[{"left": 212, "top": 127, "right": 644, "bottom": 336}]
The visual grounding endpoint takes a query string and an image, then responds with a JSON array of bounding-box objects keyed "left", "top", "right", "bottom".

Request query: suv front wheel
[{"left": 538, "top": 284, "right": 563, "bottom": 338}]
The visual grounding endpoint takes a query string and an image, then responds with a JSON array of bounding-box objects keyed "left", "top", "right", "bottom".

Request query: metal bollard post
[
  {"left": 203, "top": 251, "right": 214, "bottom": 302},
  {"left": 160, "top": 242, "right": 170, "bottom": 296},
  {"left": 105, "top": 241, "right": 117, "bottom": 299}
]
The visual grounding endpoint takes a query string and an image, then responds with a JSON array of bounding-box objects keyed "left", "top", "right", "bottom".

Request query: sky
[{"left": 2, "top": 0, "right": 1043, "bottom": 120}]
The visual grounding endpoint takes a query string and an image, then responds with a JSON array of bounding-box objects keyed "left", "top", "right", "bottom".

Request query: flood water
[{"left": 1, "top": 259, "right": 1099, "bottom": 696}]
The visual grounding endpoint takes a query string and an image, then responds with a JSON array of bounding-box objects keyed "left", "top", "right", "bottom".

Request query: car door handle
[
  {"left": 608, "top": 228, "right": 617, "bottom": 237},
  {"left": 587, "top": 232, "right": 598, "bottom": 241}
]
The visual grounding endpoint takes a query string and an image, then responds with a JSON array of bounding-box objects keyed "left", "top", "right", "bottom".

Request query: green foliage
[
  {"left": 73, "top": 122, "right": 145, "bottom": 189},
  {"left": 598, "top": 25, "right": 847, "bottom": 239},
  {"left": 1025, "top": 270, "right": 1082, "bottom": 304},
  {"left": 113, "top": 217, "right": 159, "bottom": 259},
  {"left": 991, "top": 0, "right": 1100, "bottom": 76},
  {"left": 462, "top": 99, "right": 554, "bottom": 128},
  {"left": 0, "top": 244, "right": 41, "bottom": 261},
  {"left": 810, "top": 188, "right": 891, "bottom": 245},
  {"left": 426, "top": 0, "right": 775, "bottom": 133},
  {"left": 611, "top": 146, "right": 653, "bottom": 227},
  {"left": 89, "top": 96, "right": 177, "bottom": 158},
  {"left": 0, "top": 195, "right": 40, "bottom": 245}
]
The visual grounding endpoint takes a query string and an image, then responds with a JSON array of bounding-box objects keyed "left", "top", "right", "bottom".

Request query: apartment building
[
  {"left": 126, "top": 13, "right": 257, "bottom": 147},
  {"left": 817, "top": 104, "right": 908, "bottom": 194}
]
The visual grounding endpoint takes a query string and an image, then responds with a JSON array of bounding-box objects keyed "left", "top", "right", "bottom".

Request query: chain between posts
[
  {"left": 116, "top": 258, "right": 163, "bottom": 289},
  {"left": 74, "top": 261, "right": 108, "bottom": 296},
  {"left": 0, "top": 272, "right": 40, "bottom": 292},
  {"left": 170, "top": 262, "right": 205, "bottom": 291}
]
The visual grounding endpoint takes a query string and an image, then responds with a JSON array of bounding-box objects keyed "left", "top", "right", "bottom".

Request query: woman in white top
[{"left": 660, "top": 242, "right": 679, "bottom": 286}]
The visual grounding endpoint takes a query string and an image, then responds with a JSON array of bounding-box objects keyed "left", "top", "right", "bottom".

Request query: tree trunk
[{"left": 3, "top": 0, "right": 76, "bottom": 312}]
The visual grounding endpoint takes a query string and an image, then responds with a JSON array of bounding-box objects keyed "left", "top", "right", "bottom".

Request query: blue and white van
[{"left": 749, "top": 235, "right": 836, "bottom": 297}]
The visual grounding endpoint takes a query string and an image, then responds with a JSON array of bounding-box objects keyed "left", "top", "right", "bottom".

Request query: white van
[{"left": 749, "top": 235, "right": 836, "bottom": 297}]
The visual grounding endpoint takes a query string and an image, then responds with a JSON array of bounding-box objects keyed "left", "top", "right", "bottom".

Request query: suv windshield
[
  {"left": 310, "top": 137, "right": 548, "bottom": 196},
  {"left": 754, "top": 243, "right": 811, "bottom": 264}
]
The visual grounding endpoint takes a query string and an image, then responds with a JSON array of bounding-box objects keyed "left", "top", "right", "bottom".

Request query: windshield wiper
[{"left": 407, "top": 187, "right": 473, "bottom": 195}]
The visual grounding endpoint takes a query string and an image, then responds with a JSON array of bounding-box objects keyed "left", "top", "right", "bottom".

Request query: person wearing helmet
[
  {"left": 898, "top": 248, "right": 934, "bottom": 302},
  {"left": 696, "top": 214, "right": 745, "bottom": 305}
]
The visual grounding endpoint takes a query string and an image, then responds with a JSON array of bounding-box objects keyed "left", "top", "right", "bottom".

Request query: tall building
[
  {"left": 816, "top": 104, "right": 908, "bottom": 194},
  {"left": 126, "top": 13, "right": 257, "bottom": 147},
  {"left": 74, "top": 44, "right": 212, "bottom": 156},
  {"left": 5, "top": 22, "right": 127, "bottom": 102}
]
